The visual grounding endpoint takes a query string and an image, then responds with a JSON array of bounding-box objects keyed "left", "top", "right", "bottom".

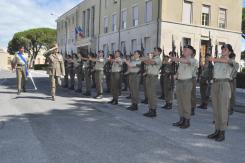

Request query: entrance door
[{"left": 200, "top": 40, "right": 208, "bottom": 66}]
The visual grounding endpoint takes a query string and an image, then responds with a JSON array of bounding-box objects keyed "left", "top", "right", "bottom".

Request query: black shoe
[
  {"left": 162, "top": 103, "right": 168, "bottom": 108},
  {"left": 172, "top": 117, "right": 184, "bottom": 127},
  {"left": 122, "top": 88, "right": 127, "bottom": 91},
  {"left": 215, "top": 131, "right": 225, "bottom": 142},
  {"left": 22, "top": 89, "right": 26, "bottom": 92},
  {"left": 63, "top": 85, "right": 68, "bottom": 88},
  {"left": 127, "top": 104, "right": 138, "bottom": 111},
  {"left": 207, "top": 130, "right": 220, "bottom": 139},
  {"left": 141, "top": 99, "right": 148, "bottom": 104},
  {"left": 229, "top": 109, "right": 234, "bottom": 115},
  {"left": 158, "top": 96, "right": 163, "bottom": 99},
  {"left": 95, "top": 94, "right": 103, "bottom": 99},
  {"left": 75, "top": 89, "right": 82, "bottom": 93},
  {"left": 143, "top": 109, "right": 156, "bottom": 117},
  {"left": 179, "top": 119, "right": 190, "bottom": 129},
  {"left": 112, "top": 100, "right": 118, "bottom": 105},
  {"left": 108, "top": 99, "right": 115, "bottom": 104},
  {"left": 198, "top": 104, "right": 207, "bottom": 110},
  {"left": 126, "top": 95, "right": 131, "bottom": 99},
  {"left": 191, "top": 107, "right": 195, "bottom": 116},
  {"left": 83, "top": 92, "right": 91, "bottom": 96}
]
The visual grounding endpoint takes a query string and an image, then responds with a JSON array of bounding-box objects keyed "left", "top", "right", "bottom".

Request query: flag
[{"left": 75, "top": 26, "right": 85, "bottom": 38}]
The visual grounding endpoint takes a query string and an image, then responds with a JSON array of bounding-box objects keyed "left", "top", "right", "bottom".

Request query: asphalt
[{"left": 0, "top": 70, "right": 245, "bottom": 163}]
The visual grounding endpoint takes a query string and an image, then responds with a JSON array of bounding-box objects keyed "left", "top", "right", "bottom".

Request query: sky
[
  {"left": 0, "top": 0, "right": 81, "bottom": 50},
  {"left": 0, "top": 0, "right": 245, "bottom": 51}
]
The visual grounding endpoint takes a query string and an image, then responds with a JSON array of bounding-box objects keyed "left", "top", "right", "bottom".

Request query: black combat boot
[
  {"left": 143, "top": 109, "right": 156, "bottom": 117},
  {"left": 126, "top": 95, "right": 131, "bottom": 99},
  {"left": 127, "top": 104, "right": 138, "bottom": 111},
  {"left": 172, "top": 117, "right": 184, "bottom": 127},
  {"left": 141, "top": 99, "right": 148, "bottom": 104},
  {"left": 179, "top": 119, "right": 190, "bottom": 129},
  {"left": 207, "top": 130, "right": 220, "bottom": 139},
  {"left": 75, "top": 89, "right": 82, "bottom": 93},
  {"left": 191, "top": 107, "right": 195, "bottom": 116},
  {"left": 165, "top": 103, "right": 172, "bottom": 110},
  {"left": 112, "top": 99, "right": 118, "bottom": 105},
  {"left": 96, "top": 94, "right": 103, "bottom": 99},
  {"left": 215, "top": 131, "right": 225, "bottom": 142},
  {"left": 108, "top": 99, "right": 115, "bottom": 104},
  {"left": 197, "top": 103, "right": 204, "bottom": 109},
  {"left": 83, "top": 92, "right": 91, "bottom": 96},
  {"left": 162, "top": 103, "right": 169, "bottom": 109}
]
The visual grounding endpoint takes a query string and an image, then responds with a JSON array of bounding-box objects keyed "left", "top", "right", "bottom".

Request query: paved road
[{"left": 0, "top": 70, "right": 245, "bottom": 163}]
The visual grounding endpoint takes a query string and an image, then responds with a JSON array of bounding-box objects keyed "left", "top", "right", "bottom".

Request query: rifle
[
  {"left": 170, "top": 35, "right": 177, "bottom": 90},
  {"left": 206, "top": 31, "right": 214, "bottom": 97}
]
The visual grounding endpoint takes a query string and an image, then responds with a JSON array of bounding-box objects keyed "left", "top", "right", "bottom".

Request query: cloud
[{"left": 0, "top": 0, "right": 81, "bottom": 48}]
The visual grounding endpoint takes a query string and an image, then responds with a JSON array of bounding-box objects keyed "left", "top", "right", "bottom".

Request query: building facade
[
  {"left": 57, "top": 0, "right": 242, "bottom": 63},
  {"left": 0, "top": 48, "right": 13, "bottom": 70}
]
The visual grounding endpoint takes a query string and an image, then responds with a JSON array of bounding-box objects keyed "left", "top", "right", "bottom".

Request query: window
[
  {"left": 121, "top": 10, "right": 127, "bottom": 29},
  {"left": 82, "top": 11, "right": 86, "bottom": 33},
  {"left": 202, "top": 5, "right": 210, "bottom": 26},
  {"left": 131, "top": 39, "right": 137, "bottom": 52},
  {"left": 91, "top": 6, "right": 95, "bottom": 36},
  {"left": 145, "top": 0, "right": 152, "bottom": 23},
  {"left": 104, "top": 17, "right": 109, "bottom": 33},
  {"left": 132, "top": 6, "right": 139, "bottom": 26},
  {"left": 105, "top": 0, "right": 108, "bottom": 8},
  {"left": 182, "top": 1, "right": 192, "bottom": 24},
  {"left": 103, "top": 44, "right": 109, "bottom": 55},
  {"left": 121, "top": 41, "right": 126, "bottom": 54},
  {"left": 72, "top": 15, "right": 75, "bottom": 25},
  {"left": 86, "top": 9, "right": 90, "bottom": 37},
  {"left": 183, "top": 37, "right": 191, "bottom": 46},
  {"left": 8, "top": 57, "right": 11, "bottom": 65},
  {"left": 112, "top": 14, "right": 117, "bottom": 32},
  {"left": 218, "top": 8, "right": 227, "bottom": 29},
  {"left": 144, "top": 37, "right": 151, "bottom": 53},
  {"left": 111, "top": 42, "right": 116, "bottom": 53}
]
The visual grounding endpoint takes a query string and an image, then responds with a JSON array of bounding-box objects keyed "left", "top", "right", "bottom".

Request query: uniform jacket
[{"left": 46, "top": 53, "right": 65, "bottom": 76}]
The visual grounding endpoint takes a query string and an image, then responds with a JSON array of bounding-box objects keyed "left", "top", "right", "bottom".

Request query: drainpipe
[
  {"left": 98, "top": 0, "right": 102, "bottom": 51},
  {"left": 118, "top": 0, "right": 122, "bottom": 50},
  {"left": 156, "top": 0, "right": 161, "bottom": 47}
]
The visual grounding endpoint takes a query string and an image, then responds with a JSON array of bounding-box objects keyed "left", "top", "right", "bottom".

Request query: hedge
[
  {"left": 33, "top": 64, "right": 48, "bottom": 70},
  {"left": 237, "top": 72, "right": 245, "bottom": 89}
]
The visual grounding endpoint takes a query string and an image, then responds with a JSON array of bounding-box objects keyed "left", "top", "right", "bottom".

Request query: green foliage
[
  {"left": 33, "top": 64, "right": 48, "bottom": 70},
  {"left": 8, "top": 28, "right": 56, "bottom": 60},
  {"left": 242, "top": 8, "right": 245, "bottom": 33},
  {"left": 241, "top": 51, "right": 245, "bottom": 60},
  {"left": 237, "top": 72, "right": 245, "bottom": 88}
]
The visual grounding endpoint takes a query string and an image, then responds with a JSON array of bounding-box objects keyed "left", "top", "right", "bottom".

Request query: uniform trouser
[
  {"left": 111, "top": 72, "right": 121, "bottom": 100},
  {"left": 69, "top": 70, "right": 75, "bottom": 88},
  {"left": 50, "top": 75, "right": 59, "bottom": 97},
  {"left": 200, "top": 78, "right": 210, "bottom": 105},
  {"left": 211, "top": 80, "right": 231, "bottom": 130},
  {"left": 143, "top": 75, "right": 148, "bottom": 100},
  {"left": 229, "top": 79, "right": 236, "bottom": 111},
  {"left": 95, "top": 70, "right": 104, "bottom": 95},
  {"left": 163, "top": 76, "right": 173, "bottom": 103},
  {"left": 160, "top": 75, "right": 164, "bottom": 98},
  {"left": 105, "top": 73, "right": 111, "bottom": 91},
  {"left": 191, "top": 77, "right": 197, "bottom": 108},
  {"left": 76, "top": 70, "right": 83, "bottom": 90},
  {"left": 122, "top": 74, "right": 128, "bottom": 89},
  {"left": 176, "top": 79, "right": 193, "bottom": 119},
  {"left": 129, "top": 73, "right": 140, "bottom": 104},
  {"left": 84, "top": 68, "right": 91, "bottom": 93},
  {"left": 145, "top": 75, "right": 158, "bottom": 110},
  {"left": 63, "top": 69, "right": 69, "bottom": 87},
  {"left": 16, "top": 67, "right": 27, "bottom": 92}
]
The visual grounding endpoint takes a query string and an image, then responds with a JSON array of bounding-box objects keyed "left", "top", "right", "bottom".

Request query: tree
[
  {"left": 241, "top": 50, "right": 245, "bottom": 60},
  {"left": 8, "top": 28, "right": 56, "bottom": 60}
]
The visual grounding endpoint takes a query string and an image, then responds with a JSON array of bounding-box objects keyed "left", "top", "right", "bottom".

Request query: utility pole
[{"left": 118, "top": 0, "right": 122, "bottom": 50}]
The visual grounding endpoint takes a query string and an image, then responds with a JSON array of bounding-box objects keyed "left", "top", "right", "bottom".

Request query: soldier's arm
[{"left": 208, "top": 57, "right": 229, "bottom": 63}]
